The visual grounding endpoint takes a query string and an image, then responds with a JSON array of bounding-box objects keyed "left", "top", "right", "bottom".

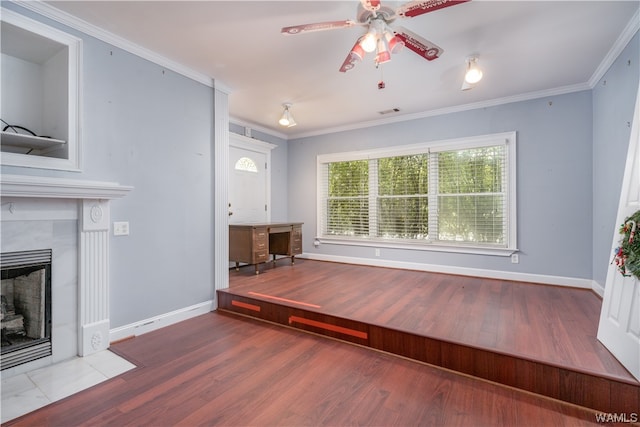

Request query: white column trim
[
  {"left": 78, "top": 200, "right": 110, "bottom": 356},
  {"left": 213, "top": 87, "right": 230, "bottom": 299}
]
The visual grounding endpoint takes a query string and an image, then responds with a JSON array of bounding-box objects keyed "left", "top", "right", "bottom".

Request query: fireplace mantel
[
  {"left": 1, "top": 174, "right": 133, "bottom": 370},
  {"left": 0, "top": 174, "right": 133, "bottom": 199}
]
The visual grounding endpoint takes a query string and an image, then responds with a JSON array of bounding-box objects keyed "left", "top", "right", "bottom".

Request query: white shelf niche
[{"left": 1, "top": 8, "right": 82, "bottom": 171}]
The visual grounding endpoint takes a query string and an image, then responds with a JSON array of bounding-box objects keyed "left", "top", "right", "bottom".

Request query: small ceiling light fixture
[
  {"left": 461, "top": 55, "right": 483, "bottom": 91},
  {"left": 278, "top": 103, "right": 297, "bottom": 127}
]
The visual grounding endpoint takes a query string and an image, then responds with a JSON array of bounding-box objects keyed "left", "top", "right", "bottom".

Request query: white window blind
[
  {"left": 317, "top": 132, "right": 516, "bottom": 252},
  {"left": 320, "top": 160, "right": 370, "bottom": 237},
  {"left": 374, "top": 154, "right": 430, "bottom": 241},
  {"left": 435, "top": 145, "right": 507, "bottom": 245}
]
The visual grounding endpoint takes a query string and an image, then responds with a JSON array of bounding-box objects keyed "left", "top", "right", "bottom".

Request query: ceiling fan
[{"left": 281, "top": 0, "right": 470, "bottom": 73}]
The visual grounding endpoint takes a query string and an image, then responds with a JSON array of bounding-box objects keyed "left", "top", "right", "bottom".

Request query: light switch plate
[{"left": 113, "top": 221, "right": 130, "bottom": 236}]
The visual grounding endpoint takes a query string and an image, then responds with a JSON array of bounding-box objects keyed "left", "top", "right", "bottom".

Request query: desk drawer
[
  {"left": 253, "top": 250, "right": 268, "bottom": 263},
  {"left": 253, "top": 228, "right": 268, "bottom": 244},
  {"left": 291, "top": 226, "right": 302, "bottom": 254},
  {"left": 269, "top": 226, "right": 291, "bottom": 234}
]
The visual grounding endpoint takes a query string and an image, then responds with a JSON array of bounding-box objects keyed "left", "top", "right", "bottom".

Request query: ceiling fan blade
[
  {"left": 339, "top": 38, "right": 365, "bottom": 73},
  {"left": 393, "top": 26, "right": 443, "bottom": 61},
  {"left": 396, "top": 0, "right": 470, "bottom": 18},
  {"left": 281, "top": 20, "right": 358, "bottom": 35}
]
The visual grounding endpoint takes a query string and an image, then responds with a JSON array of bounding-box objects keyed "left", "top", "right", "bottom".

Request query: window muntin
[{"left": 318, "top": 133, "right": 516, "bottom": 252}]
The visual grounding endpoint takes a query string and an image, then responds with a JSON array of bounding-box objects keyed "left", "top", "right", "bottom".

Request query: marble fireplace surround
[{"left": 1, "top": 174, "right": 132, "bottom": 375}]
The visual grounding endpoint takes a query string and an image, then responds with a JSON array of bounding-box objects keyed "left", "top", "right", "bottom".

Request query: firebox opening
[{"left": 1, "top": 250, "right": 53, "bottom": 370}]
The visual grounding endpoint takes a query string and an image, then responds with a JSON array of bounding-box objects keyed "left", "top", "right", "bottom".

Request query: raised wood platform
[{"left": 218, "top": 259, "right": 640, "bottom": 414}]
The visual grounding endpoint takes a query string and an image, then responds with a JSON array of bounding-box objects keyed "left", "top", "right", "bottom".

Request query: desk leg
[
  {"left": 235, "top": 262, "right": 240, "bottom": 271},
  {"left": 291, "top": 256, "right": 295, "bottom": 264},
  {"left": 255, "top": 264, "right": 260, "bottom": 275}
]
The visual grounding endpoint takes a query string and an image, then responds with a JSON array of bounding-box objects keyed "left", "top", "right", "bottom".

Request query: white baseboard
[
  {"left": 591, "top": 280, "right": 605, "bottom": 297},
  {"left": 300, "top": 253, "right": 594, "bottom": 289},
  {"left": 109, "top": 300, "right": 214, "bottom": 343}
]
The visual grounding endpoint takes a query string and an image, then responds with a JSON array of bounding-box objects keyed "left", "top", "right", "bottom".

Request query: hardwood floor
[
  {"left": 5, "top": 311, "right": 603, "bottom": 426},
  {"left": 219, "top": 259, "right": 640, "bottom": 413}
]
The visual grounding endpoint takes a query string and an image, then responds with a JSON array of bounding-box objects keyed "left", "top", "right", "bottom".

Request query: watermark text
[{"left": 595, "top": 412, "right": 638, "bottom": 423}]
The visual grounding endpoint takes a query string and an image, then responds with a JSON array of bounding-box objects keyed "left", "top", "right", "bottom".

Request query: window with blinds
[
  {"left": 317, "top": 132, "right": 516, "bottom": 252},
  {"left": 326, "top": 160, "right": 369, "bottom": 237}
]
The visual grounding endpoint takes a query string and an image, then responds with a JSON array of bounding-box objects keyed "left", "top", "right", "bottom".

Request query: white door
[
  {"left": 228, "top": 133, "right": 276, "bottom": 223},
  {"left": 597, "top": 86, "right": 640, "bottom": 381},
  {"left": 229, "top": 145, "right": 268, "bottom": 223}
]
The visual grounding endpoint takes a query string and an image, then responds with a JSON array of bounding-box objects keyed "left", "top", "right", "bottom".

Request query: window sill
[{"left": 316, "top": 237, "right": 517, "bottom": 257}]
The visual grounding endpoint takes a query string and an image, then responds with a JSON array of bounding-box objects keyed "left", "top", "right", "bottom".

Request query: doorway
[{"left": 228, "top": 133, "right": 276, "bottom": 223}]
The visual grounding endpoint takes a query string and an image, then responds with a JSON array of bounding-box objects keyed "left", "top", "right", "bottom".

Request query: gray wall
[
  {"left": 592, "top": 31, "right": 640, "bottom": 286},
  {"left": 288, "top": 30, "right": 639, "bottom": 284},
  {"left": 2, "top": 3, "right": 216, "bottom": 328},
  {"left": 289, "top": 93, "right": 595, "bottom": 279}
]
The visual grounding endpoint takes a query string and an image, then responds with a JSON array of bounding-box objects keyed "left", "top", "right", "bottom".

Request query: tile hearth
[{"left": 1, "top": 350, "right": 135, "bottom": 423}]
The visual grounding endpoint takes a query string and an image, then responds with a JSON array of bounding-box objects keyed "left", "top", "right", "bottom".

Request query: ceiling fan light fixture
[
  {"left": 360, "top": 30, "right": 378, "bottom": 53},
  {"left": 278, "top": 103, "right": 297, "bottom": 127},
  {"left": 282, "top": 0, "right": 471, "bottom": 75},
  {"left": 350, "top": 39, "right": 366, "bottom": 61},
  {"left": 461, "top": 79, "right": 475, "bottom": 91},
  {"left": 384, "top": 31, "right": 404, "bottom": 54},
  {"left": 464, "top": 55, "right": 483, "bottom": 84}
]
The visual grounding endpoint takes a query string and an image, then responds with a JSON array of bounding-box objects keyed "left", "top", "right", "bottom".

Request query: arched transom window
[{"left": 235, "top": 157, "right": 258, "bottom": 173}]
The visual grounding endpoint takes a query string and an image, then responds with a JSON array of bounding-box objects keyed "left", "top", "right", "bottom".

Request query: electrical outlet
[
  {"left": 511, "top": 253, "right": 519, "bottom": 264},
  {"left": 375, "top": 248, "right": 380, "bottom": 257},
  {"left": 113, "top": 221, "right": 130, "bottom": 236}
]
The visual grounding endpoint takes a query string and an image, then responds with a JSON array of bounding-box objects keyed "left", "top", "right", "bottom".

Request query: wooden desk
[{"left": 229, "top": 222, "right": 303, "bottom": 274}]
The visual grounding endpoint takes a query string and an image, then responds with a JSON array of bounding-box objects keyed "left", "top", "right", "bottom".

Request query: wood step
[{"left": 220, "top": 260, "right": 640, "bottom": 413}]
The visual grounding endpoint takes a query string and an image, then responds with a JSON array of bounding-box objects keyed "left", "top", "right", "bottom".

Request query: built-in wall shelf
[
  {"left": 1, "top": 131, "right": 66, "bottom": 151},
  {"left": 1, "top": 9, "right": 81, "bottom": 170}
]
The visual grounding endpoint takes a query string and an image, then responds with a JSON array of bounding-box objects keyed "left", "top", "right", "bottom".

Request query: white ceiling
[{"left": 42, "top": 1, "right": 639, "bottom": 138}]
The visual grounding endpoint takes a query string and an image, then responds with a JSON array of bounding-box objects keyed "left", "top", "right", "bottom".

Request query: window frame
[{"left": 316, "top": 132, "right": 517, "bottom": 256}]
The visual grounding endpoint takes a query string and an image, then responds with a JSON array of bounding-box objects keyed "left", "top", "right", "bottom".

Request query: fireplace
[
  {"left": 1, "top": 250, "right": 52, "bottom": 370},
  {"left": 0, "top": 174, "right": 132, "bottom": 377}
]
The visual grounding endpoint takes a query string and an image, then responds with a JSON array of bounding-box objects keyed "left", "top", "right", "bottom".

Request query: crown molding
[
  {"left": 289, "top": 82, "right": 592, "bottom": 139},
  {"left": 214, "top": 80, "right": 233, "bottom": 95},
  {"left": 7, "top": 0, "right": 219, "bottom": 89},
  {"left": 588, "top": 8, "right": 640, "bottom": 88}
]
